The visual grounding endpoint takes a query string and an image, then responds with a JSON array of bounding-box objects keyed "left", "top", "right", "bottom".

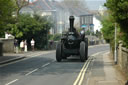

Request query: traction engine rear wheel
[
  {"left": 85, "top": 38, "right": 88, "bottom": 60},
  {"left": 80, "top": 41, "right": 86, "bottom": 62}
]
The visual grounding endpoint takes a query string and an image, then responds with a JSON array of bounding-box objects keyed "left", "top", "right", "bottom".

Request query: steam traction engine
[{"left": 56, "top": 16, "right": 88, "bottom": 62}]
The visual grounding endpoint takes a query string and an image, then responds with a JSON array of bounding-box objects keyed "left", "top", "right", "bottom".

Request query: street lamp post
[{"left": 114, "top": 23, "right": 117, "bottom": 64}]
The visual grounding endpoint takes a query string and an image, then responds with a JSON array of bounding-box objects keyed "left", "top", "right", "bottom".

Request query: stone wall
[
  {"left": 0, "top": 38, "right": 14, "bottom": 53},
  {"left": 0, "top": 41, "right": 3, "bottom": 56},
  {"left": 117, "top": 44, "right": 128, "bottom": 78}
]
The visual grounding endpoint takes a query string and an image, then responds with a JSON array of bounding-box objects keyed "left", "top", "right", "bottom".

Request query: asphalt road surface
[{"left": 0, "top": 44, "right": 110, "bottom": 85}]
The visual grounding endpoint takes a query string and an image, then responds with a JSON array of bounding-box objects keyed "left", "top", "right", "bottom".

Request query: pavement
[
  {"left": 84, "top": 52, "right": 127, "bottom": 85},
  {"left": 0, "top": 50, "right": 55, "bottom": 65}
]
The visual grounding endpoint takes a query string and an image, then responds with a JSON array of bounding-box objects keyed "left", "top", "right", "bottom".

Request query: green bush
[
  {"left": 49, "top": 34, "right": 61, "bottom": 41},
  {"left": 6, "top": 14, "right": 53, "bottom": 49},
  {"left": 53, "top": 34, "right": 61, "bottom": 41},
  {"left": 101, "top": 15, "right": 115, "bottom": 52}
]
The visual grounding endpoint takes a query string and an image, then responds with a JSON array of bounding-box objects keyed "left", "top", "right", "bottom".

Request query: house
[
  {"left": 20, "top": 0, "right": 57, "bottom": 34},
  {"left": 79, "top": 14, "right": 94, "bottom": 32},
  {"left": 20, "top": 0, "right": 92, "bottom": 34}
]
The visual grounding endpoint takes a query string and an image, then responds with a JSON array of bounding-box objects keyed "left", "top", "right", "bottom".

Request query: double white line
[
  {"left": 73, "top": 58, "right": 92, "bottom": 85},
  {"left": 73, "top": 51, "right": 107, "bottom": 85}
]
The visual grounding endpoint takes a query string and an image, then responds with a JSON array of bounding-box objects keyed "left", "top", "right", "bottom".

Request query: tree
[
  {"left": 105, "top": 0, "right": 128, "bottom": 48},
  {"left": 101, "top": 15, "right": 114, "bottom": 40},
  {"left": 49, "top": 34, "right": 61, "bottom": 41},
  {"left": 14, "top": 0, "right": 30, "bottom": 16},
  {"left": 105, "top": 0, "right": 128, "bottom": 32},
  {"left": 0, "top": 0, "right": 16, "bottom": 36},
  {"left": 101, "top": 15, "right": 116, "bottom": 54},
  {"left": 6, "top": 14, "right": 53, "bottom": 49}
]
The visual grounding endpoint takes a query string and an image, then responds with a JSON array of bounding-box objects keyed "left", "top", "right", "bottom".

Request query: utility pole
[{"left": 114, "top": 23, "right": 117, "bottom": 64}]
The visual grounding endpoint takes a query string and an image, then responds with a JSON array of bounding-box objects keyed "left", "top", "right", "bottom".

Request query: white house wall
[{"left": 93, "top": 16, "right": 102, "bottom": 33}]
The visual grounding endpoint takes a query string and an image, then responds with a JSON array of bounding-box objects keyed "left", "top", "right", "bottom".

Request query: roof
[
  {"left": 21, "top": 0, "right": 55, "bottom": 12},
  {"left": 21, "top": 0, "right": 92, "bottom": 16}
]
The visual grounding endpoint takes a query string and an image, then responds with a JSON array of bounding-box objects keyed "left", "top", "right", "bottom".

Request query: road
[{"left": 0, "top": 44, "right": 110, "bottom": 85}]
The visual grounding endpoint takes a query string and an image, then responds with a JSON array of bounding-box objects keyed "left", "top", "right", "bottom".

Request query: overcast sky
[
  {"left": 85, "top": 0, "right": 106, "bottom": 1},
  {"left": 86, "top": 0, "right": 106, "bottom": 10},
  {"left": 55, "top": 0, "right": 106, "bottom": 10}
]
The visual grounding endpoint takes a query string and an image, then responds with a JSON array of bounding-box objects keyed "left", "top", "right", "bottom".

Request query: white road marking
[
  {"left": 5, "top": 79, "right": 19, "bottom": 85},
  {"left": 25, "top": 68, "right": 38, "bottom": 76},
  {"left": 73, "top": 51, "right": 109, "bottom": 85},
  {"left": 42, "top": 63, "right": 50, "bottom": 68},
  {"left": 78, "top": 59, "right": 91, "bottom": 85},
  {"left": 73, "top": 60, "right": 89, "bottom": 85},
  {"left": 5, "top": 61, "right": 54, "bottom": 84}
]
